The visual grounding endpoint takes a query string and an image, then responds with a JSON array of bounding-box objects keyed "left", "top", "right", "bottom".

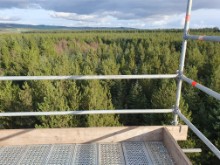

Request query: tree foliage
[{"left": 0, "top": 30, "right": 219, "bottom": 163}]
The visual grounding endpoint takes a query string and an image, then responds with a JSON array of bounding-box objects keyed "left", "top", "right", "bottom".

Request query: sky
[{"left": 0, "top": 0, "right": 219, "bottom": 29}]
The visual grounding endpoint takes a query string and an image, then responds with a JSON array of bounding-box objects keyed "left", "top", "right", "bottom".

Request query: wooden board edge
[
  {"left": 0, "top": 126, "right": 187, "bottom": 146},
  {"left": 163, "top": 127, "right": 192, "bottom": 165},
  {"left": 165, "top": 125, "right": 188, "bottom": 141}
]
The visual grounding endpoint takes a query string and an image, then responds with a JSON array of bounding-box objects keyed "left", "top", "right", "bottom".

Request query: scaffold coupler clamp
[
  {"left": 172, "top": 106, "right": 180, "bottom": 125},
  {"left": 176, "top": 70, "right": 183, "bottom": 80}
]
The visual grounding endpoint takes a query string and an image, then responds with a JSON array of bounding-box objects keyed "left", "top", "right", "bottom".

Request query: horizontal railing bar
[
  {"left": 182, "top": 148, "right": 202, "bottom": 153},
  {"left": 177, "top": 110, "right": 220, "bottom": 159},
  {"left": 0, "top": 74, "right": 177, "bottom": 81},
  {"left": 181, "top": 75, "right": 220, "bottom": 100},
  {"left": 185, "top": 34, "right": 220, "bottom": 42},
  {"left": 0, "top": 109, "right": 173, "bottom": 117}
]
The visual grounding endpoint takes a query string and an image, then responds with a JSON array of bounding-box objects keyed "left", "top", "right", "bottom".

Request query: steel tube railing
[
  {"left": 182, "top": 75, "right": 220, "bottom": 100},
  {"left": 177, "top": 110, "right": 220, "bottom": 159},
  {"left": 185, "top": 35, "right": 220, "bottom": 42},
  {"left": 0, "top": 109, "right": 173, "bottom": 117},
  {"left": 182, "top": 148, "right": 202, "bottom": 153},
  {"left": 174, "top": 0, "right": 192, "bottom": 125},
  {"left": 0, "top": 74, "right": 177, "bottom": 81}
]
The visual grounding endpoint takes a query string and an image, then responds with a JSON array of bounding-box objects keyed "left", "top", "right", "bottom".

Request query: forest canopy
[{"left": 0, "top": 30, "right": 219, "bottom": 164}]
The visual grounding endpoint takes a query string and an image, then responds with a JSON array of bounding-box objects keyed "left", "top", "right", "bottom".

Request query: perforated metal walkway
[{"left": 0, "top": 142, "right": 174, "bottom": 165}]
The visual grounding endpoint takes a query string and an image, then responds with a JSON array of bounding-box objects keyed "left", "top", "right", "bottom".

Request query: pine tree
[
  {"left": 80, "top": 80, "right": 121, "bottom": 127},
  {"left": 34, "top": 81, "right": 80, "bottom": 128},
  {"left": 151, "top": 80, "right": 191, "bottom": 125}
]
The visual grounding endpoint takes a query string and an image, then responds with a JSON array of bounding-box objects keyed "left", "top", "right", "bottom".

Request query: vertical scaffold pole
[{"left": 173, "top": 0, "right": 192, "bottom": 125}]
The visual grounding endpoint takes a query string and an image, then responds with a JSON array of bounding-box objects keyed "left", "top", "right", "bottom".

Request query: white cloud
[
  {"left": 50, "top": 11, "right": 120, "bottom": 24},
  {"left": 190, "top": 9, "right": 220, "bottom": 28},
  {"left": 50, "top": 12, "right": 100, "bottom": 22},
  {"left": 27, "top": 3, "right": 42, "bottom": 9},
  {"left": 0, "top": 8, "right": 53, "bottom": 25},
  {"left": 48, "top": 8, "right": 220, "bottom": 29},
  {"left": 0, "top": 3, "right": 219, "bottom": 29},
  {"left": 49, "top": 11, "right": 184, "bottom": 29},
  {"left": 0, "top": 16, "right": 20, "bottom": 21}
]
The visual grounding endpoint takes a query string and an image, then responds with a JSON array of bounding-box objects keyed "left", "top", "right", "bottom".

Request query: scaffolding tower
[{"left": 0, "top": 0, "right": 220, "bottom": 163}]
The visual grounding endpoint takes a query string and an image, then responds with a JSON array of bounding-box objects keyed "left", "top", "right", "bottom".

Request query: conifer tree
[{"left": 80, "top": 80, "right": 120, "bottom": 127}]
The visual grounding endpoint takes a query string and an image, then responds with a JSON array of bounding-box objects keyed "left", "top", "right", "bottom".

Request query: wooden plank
[
  {"left": 0, "top": 126, "right": 188, "bottom": 146},
  {"left": 166, "top": 125, "right": 188, "bottom": 140},
  {"left": 163, "top": 127, "right": 192, "bottom": 165}
]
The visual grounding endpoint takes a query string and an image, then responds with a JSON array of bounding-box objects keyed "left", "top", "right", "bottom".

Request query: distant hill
[
  {"left": 0, "top": 23, "right": 219, "bottom": 33},
  {"left": 0, "top": 23, "right": 136, "bottom": 31}
]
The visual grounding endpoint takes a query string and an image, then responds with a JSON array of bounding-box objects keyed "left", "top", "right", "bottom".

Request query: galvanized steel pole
[
  {"left": 177, "top": 110, "right": 220, "bottom": 159},
  {"left": 0, "top": 74, "right": 177, "bottom": 81},
  {"left": 173, "top": 0, "right": 192, "bottom": 125},
  {"left": 182, "top": 75, "right": 220, "bottom": 100},
  {"left": 0, "top": 109, "right": 173, "bottom": 117},
  {"left": 185, "top": 35, "right": 220, "bottom": 42},
  {"left": 182, "top": 148, "right": 202, "bottom": 153}
]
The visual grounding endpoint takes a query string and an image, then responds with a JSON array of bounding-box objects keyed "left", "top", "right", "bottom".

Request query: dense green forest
[{"left": 0, "top": 30, "right": 219, "bottom": 164}]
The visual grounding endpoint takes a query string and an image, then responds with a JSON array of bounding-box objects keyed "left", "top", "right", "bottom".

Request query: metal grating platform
[
  {"left": 0, "top": 142, "right": 174, "bottom": 165},
  {"left": 46, "top": 144, "right": 75, "bottom": 165},
  {"left": 73, "top": 144, "right": 97, "bottom": 165},
  {"left": 122, "top": 141, "right": 152, "bottom": 165},
  {"left": 99, "top": 143, "right": 125, "bottom": 165}
]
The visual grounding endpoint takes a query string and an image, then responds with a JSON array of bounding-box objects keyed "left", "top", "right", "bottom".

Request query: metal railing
[
  {"left": 181, "top": 75, "right": 220, "bottom": 100},
  {"left": 0, "top": 74, "right": 177, "bottom": 81},
  {"left": 185, "top": 35, "right": 220, "bottom": 42},
  {"left": 174, "top": 0, "right": 220, "bottom": 159},
  {"left": 0, "top": 109, "right": 173, "bottom": 117},
  {"left": 0, "top": 0, "right": 219, "bottom": 160}
]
